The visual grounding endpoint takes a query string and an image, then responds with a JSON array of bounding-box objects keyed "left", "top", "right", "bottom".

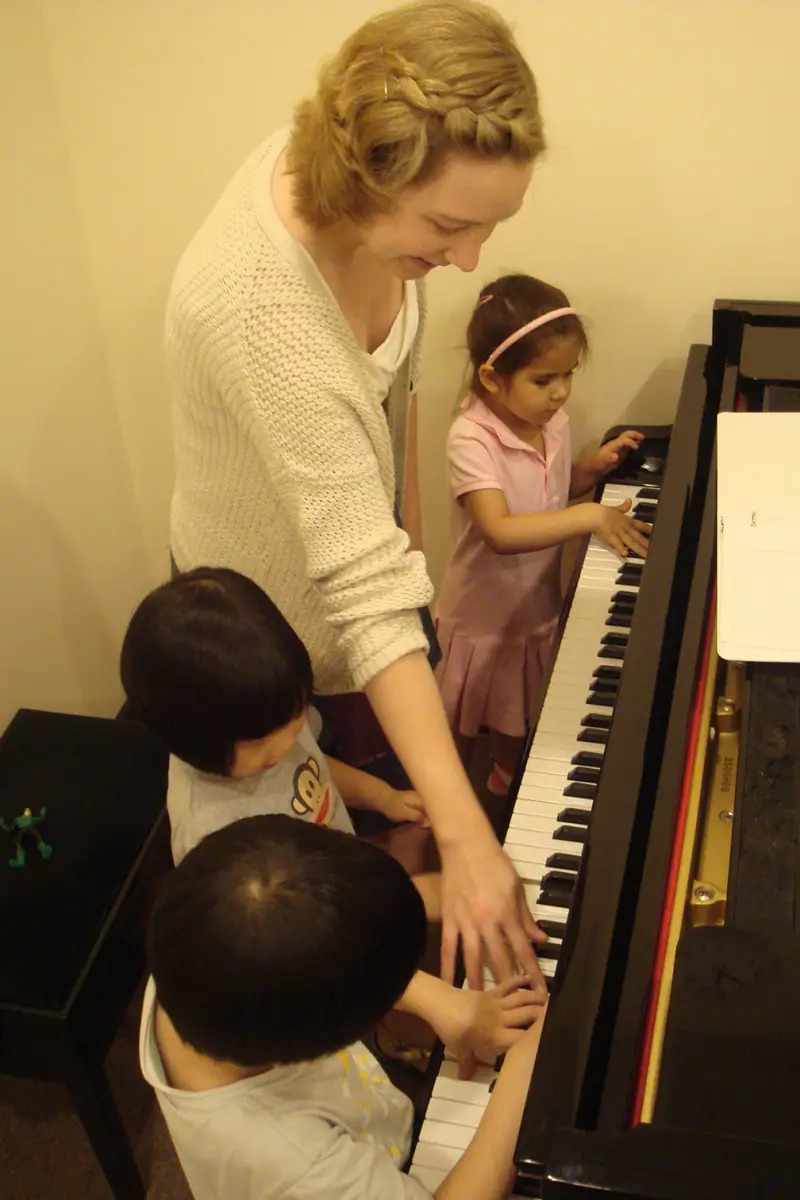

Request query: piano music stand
[{"left": 0, "top": 709, "right": 169, "bottom": 1200}]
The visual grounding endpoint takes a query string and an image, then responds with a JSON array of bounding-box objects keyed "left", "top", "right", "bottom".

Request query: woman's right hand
[{"left": 589, "top": 499, "right": 651, "bottom": 559}]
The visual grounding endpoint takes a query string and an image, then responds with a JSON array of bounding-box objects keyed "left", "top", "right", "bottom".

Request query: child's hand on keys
[
  {"left": 596, "top": 429, "right": 645, "bottom": 472},
  {"left": 379, "top": 788, "right": 430, "bottom": 826},
  {"left": 443, "top": 976, "right": 546, "bottom": 1081},
  {"left": 591, "top": 499, "right": 651, "bottom": 559}
]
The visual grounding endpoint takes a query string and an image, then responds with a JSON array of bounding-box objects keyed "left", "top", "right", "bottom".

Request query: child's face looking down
[
  {"left": 482, "top": 334, "right": 581, "bottom": 435},
  {"left": 230, "top": 710, "right": 307, "bottom": 778}
]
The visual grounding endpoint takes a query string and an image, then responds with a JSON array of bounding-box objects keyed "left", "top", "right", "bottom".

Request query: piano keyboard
[{"left": 409, "top": 480, "right": 658, "bottom": 1192}]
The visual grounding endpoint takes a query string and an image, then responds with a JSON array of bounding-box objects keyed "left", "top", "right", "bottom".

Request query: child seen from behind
[
  {"left": 142, "top": 815, "right": 547, "bottom": 1199},
  {"left": 435, "top": 275, "right": 651, "bottom": 794}
]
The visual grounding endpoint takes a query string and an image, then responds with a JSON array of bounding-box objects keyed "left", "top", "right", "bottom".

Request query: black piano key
[
  {"left": 606, "top": 614, "right": 632, "bottom": 628},
  {"left": 593, "top": 665, "right": 621, "bottom": 681},
  {"left": 536, "top": 919, "right": 567, "bottom": 939},
  {"left": 564, "top": 782, "right": 597, "bottom": 800},
  {"left": 609, "top": 597, "right": 636, "bottom": 613},
  {"left": 601, "top": 632, "right": 628, "bottom": 647},
  {"left": 571, "top": 750, "right": 604, "bottom": 767},
  {"left": 589, "top": 679, "right": 618, "bottom": 694},
  {"left": 546, "top": 851, "right": 582, "bottom": 872},
  {"left": 626, "top": 552, "right": 645, "bottom": 563},
  {"left": 633, "top": 503, "right": 656, "bottom": 520},
  {"left": 599, "top": 645, "right": 626, "bottom": 660},
  {"left": 586, "top": 691, "right": 616, "bottom": 709},
  {"left": 582, "top": 713, "right": 611, "bottom": 730},
  {"left": 578, "top": 728, "right": 608, "bottom": 745},
  {"left": 616, "top": 567, "right": 643, "bottom": 585},
  {"left": 554, "top": 824, "right": 587, "bottom": 845},
  {"left": 568, "top": 766, "right": 601, "bottom": 784},
  {"left": 637, "top": 486, "right": 660, "bottom": 500},
  {"left": 541, "top": 869, "right": 576, "bottom": 892},
  {"left": 558, "top": 807, "right": 592, "bottom": 826},
  {"left": 538, "top": 889, "right": 571, "bottom": 910},
  {"left": 535, "top": 941, "right": 562, "bottom": 960}
]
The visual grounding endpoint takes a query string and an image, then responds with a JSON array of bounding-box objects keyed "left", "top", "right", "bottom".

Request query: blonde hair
[{"left": 287, "top": 0, "right": 544, "bottom": 227}]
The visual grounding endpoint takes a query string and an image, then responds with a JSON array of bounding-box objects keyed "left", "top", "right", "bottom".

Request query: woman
[{"left": 167, "top": 0, "right": 547, "bottom": 991}]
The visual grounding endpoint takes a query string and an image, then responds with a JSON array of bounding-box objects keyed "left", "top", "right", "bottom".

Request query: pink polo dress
[{"left": 435, "top": 397, "right": 571, "bottom": 739}]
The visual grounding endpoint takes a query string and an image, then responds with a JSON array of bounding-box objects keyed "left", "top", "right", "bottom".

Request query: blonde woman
[{"left": 167, "top": 0, "right": 547, "bottom": 992}]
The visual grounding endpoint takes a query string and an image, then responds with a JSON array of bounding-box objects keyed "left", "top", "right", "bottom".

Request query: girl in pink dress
[{"left": 435, "top": 275, "right": 651, "bottom": 795}]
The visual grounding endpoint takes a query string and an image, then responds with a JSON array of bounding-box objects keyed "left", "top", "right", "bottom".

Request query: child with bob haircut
[
  {"left": 120, "top": 567, "right": 429, "bottom": 868},
  {"left": 141, "top": 813, "right": 547, "bottom": 1200},
  {"left": 436, "top": 274, "right": 652, "bottom": 794}
]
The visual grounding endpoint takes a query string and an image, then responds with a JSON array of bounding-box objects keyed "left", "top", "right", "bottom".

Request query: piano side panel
[
  {"left": 515, "top": 343, "right": 715, "bottom": 1181},
  {"left": 596, "top": 408, "right": 722, "bottom": 1130}
]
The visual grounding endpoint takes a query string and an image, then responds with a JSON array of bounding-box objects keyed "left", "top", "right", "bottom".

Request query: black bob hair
[
  {"left": 147, "top": 814, "right": 427, "bottom": 1066},
  {"left": 120, "top": 567, "right": 313, "bottom": 775}
]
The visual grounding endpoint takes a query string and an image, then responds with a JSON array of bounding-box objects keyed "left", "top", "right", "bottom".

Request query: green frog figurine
[{"left": 0, "top": 806, "right": 53, "bottom": 868}]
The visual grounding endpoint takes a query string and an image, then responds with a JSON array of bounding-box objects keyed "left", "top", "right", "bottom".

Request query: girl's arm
[
  {"left": 463, "top": 488, "right": 651, "bottom": 559},
  {"left": 365, "top": 651, "right": 548, "bottom": 994},
  {"left": 570, "top": 430, "right": 646, "bottom": 498}
]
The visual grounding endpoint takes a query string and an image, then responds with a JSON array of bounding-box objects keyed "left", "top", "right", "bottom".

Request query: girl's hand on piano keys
[
  {"left": 595, "top": 429, "right": 646, "bottom": 473},
  {"left": 590, "top": 499, "right": 652, "bottom": 559},
  {"left": 447, "top": 976, "right": 547, "bottom": 1082}
]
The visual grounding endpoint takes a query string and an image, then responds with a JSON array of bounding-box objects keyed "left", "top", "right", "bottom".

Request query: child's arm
[
  {"left": 463, "top": 488, "right": 651, "bottom": 559},
  {"left": 434, "top": 1011, "right": 547, "bottom": 1200},
  {"left": 395, "top": 971, "right": 543, "bottom": 1079},
  {"left": 569, "top": 429, "right": 645, "bottom": 498},
  {"left": 326, "top": 755, "right": 429, "bottom": 826}
]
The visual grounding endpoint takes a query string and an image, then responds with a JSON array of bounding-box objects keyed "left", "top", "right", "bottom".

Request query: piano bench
[{"left": 0, "top": 709, "right": 170, "bottom": 1200}]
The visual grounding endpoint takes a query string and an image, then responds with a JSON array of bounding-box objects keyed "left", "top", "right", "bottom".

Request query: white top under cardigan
[{"left": 167, "top": 130, "right": 432, "bottom": 694}]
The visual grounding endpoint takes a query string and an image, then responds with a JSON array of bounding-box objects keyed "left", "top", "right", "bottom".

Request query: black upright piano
[{"left": 514, "top": 298, "right": 800, "bottom": 1198}]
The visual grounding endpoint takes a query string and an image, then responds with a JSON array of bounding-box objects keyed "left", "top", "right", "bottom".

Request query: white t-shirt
[
  {"left": 139, "top": 979, "right": 431, "bottom": 1200},
  {"left": 167, "top": 715, "right": 354, "bottom": 865}
]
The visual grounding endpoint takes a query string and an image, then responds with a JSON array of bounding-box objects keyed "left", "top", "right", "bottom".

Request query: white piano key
[
  {"left": 411, "top": 1140, "right": 464, "bottom": 1171},
  {"left": 410, "top": 1164, "right": 449, "bottom": 1190},
  {"left": 417, "top": 1120, "right": 475, "bottom": 1151},
  {"left": 426, "top": 1097, "right": 484, "bottom": 1128}
]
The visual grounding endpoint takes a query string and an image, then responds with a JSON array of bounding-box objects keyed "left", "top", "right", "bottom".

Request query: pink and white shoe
[{"left": 486, "top": 762, "right": 513, "bottom": 796}]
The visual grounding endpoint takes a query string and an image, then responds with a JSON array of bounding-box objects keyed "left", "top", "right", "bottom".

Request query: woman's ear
[{"left": 477, "top": 364, "right": 501, "bottom": 395}]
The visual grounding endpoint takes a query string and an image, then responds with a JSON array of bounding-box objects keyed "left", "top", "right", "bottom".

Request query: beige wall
[{"left": 2, "top": 0, "right": 799, "bottom": 730}]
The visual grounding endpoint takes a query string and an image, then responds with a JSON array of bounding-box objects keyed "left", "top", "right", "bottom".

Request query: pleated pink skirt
[{"left": 435, "top": 618, "right": 556, "bottom": 739}]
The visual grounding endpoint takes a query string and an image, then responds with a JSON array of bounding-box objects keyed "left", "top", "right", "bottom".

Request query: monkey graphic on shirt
[{"left": 291, "top": 755, "right": 333, "bottom": 825}]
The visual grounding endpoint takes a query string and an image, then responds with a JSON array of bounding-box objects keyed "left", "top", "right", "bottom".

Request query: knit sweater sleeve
[{"left": 237, "top": 265, "right": 432, "bottom": 688}]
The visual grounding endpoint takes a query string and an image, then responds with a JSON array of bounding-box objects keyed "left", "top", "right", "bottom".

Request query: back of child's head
[
  {"left": 120, "top": 567, "right": 313, "bottom": 775},
  {"left": 147, "top": 813, "right": 427, "bottom": 1067},
  {"left": 466, "top": 274, "right": 589, "bottom": 398}
]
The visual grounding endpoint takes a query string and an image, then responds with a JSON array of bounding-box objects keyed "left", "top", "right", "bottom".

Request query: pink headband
[{"left": 484, "top": 306, "right": 576, "bottom": 368}]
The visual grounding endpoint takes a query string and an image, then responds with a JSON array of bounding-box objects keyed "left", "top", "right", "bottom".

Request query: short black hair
[
  {"left": 147, "top": 814, "right": 427, "bottom": 1066},
  {"left": 120, "top": 567, "right": 313, "bottom": 774}
]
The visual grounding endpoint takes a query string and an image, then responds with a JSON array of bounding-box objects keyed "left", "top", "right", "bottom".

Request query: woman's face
[{"left": 359, "top": 154, "right": 534, "bottom": 280}]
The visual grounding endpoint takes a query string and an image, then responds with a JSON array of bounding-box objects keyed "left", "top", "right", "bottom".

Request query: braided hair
[{"left": 288, "top": 0, "right": 544, "bottom": 227}]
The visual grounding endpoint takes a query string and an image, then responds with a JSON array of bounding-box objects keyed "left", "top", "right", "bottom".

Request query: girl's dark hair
[
  {"left": 467, "top": 274, "right": 589, "bottom": 396},
  {"left": 120, "top": 568, "right": 313, "bottom": 776},
  {"left": 148, "top": 814, "right": 427, "bottom": 1066}
]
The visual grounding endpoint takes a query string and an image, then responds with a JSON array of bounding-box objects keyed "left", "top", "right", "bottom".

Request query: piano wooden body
[{"left": 411, "top": 299, "right": 800, "bottom": 1199}]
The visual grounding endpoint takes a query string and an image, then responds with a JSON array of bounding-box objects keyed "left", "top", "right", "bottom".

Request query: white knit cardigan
[{"left": 167, "top": 143, "right": 434, "bottom": 695}]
